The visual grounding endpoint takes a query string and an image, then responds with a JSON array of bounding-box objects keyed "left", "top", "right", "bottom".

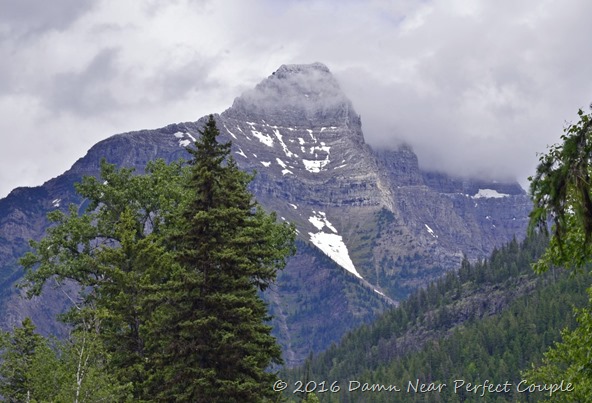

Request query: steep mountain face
[
  {"left": 374, "top": 147, "right": 530, "bottom": 294},
  {"left": 0, "top": 62, "right": 531, "bottom": 366}
]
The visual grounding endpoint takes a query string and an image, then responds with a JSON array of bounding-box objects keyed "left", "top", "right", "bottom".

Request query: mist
[{"left": 1, "top": 0, "right": 592, "bottom": 197}]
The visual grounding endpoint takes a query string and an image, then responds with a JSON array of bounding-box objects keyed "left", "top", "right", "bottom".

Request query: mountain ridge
[{"left": 0, "top": 63, "right": 531, "bottom": 365}]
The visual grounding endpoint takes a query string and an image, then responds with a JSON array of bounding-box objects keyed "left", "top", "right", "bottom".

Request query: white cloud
[{"left": 1, "top": 0, "right": 591, "bottom": 197}]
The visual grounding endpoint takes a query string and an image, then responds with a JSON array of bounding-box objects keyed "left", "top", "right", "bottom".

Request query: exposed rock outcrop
[{"left": 0, "top": 63, "right": 530, "bottom": 365}]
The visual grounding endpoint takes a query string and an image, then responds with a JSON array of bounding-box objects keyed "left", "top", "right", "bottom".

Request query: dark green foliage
[
  {"left": 18, "top": 115, "right": 295, "bottom": 401},
  {"left": 0, "top": 318, "right": 42, "bottom": 402},
  {"left": 529, "top": 107, "right": 592, "bottom": 272},
  {"left": 282, "top": 233, "right": 589, "bottom": 402},
  {"left": 144, "top": 115, "right": 295, "bottom": 402},
  {"left": 525, "top": 107, "right": 592, "bottom": 401},
  {"left": 0, "top": 318, "right": 131, "bottom": 402},
  {"left": 20, "top": 158, "right": 187, "bottom": 398},
  {"left": 523, "top": 287, "right": 592, "bottom": 402}
]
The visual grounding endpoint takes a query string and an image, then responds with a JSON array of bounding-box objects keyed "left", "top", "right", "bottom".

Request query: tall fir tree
[
  {"left": 144, "top": 115, "right": 295, "bottom": 402},
  {"left": 19, "top": 115, "right": 294, "bottom": 401}
]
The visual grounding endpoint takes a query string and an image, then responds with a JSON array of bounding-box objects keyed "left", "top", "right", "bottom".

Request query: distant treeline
[{"left": 282, "top": 233, "right": 589, "bottom": 402}]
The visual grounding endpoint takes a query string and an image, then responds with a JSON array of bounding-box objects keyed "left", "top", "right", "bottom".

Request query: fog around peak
[
  {"left": 1, "top": 0, "right": 592, "bottom": 196},
  {"left": 225, "top": 63, "right": 357, "bottom": 127}
]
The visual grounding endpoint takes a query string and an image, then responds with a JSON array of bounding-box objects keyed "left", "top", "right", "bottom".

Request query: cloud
[
  {"left": 228, "top": 63, "right": 354, "bottom": 127},
  {"left": 48, "top": 47, "right": 122, "bottom": 116},
  {"left": 330, "top": 0, "right": 592, "bottom": 184},
  {"left": 1, "top": 0, "right": 592, "bottom": 197},
  {"left": 0, "top": 0, "right": 94, "bottom": 37}
]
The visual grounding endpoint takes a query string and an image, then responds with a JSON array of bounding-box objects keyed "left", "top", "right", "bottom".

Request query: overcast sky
[{"left": 1, "top": 0, "right": 591, "bottom": 198}]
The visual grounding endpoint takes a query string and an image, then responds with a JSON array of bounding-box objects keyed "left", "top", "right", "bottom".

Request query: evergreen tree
[
  {"left": 19, "top": 115, "right": 294, "bottom": 401},
  {"left": 144, "top": 115, "right": 295, "bottom": 402},
  {"left": 0, "top": 318, "right": 42, "bottom": 402}
]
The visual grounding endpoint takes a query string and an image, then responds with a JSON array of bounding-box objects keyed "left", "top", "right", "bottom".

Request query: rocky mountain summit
[{"left": 0, "top": 63, "right": 531, "bottom": 365}]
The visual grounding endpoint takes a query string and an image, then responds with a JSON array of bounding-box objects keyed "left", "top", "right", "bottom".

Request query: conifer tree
[
  {"left": 19, "top": 115, "right": 294, "bottom": 401},
  {"left": 0, "top": 318, "right": 42, "bottom": 402},
  {"left": 144, "top": 115, "right": 295, "bottom": 402}
]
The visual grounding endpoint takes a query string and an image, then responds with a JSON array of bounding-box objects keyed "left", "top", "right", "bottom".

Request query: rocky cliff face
[{"left": 0, "top": 63, "right": 531, "bottom": 366}]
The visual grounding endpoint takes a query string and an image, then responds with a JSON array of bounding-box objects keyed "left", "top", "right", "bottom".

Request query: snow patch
[
  {"left": 273, "top": 129, "right": 295, "bottom": 158},
  {"left": 246, "top": 122, "right": 274, "bottom": 147},
  {"left": 374, "top": 289, "right": 385, "bottom": 296},
  {"left": 472, "top": 189, "right": 510, "bottom": 199},
  {"left": 173, "top": 131, "right": 194, "bottom": 147},
  {"left": 224, "top": 124, "right": 237, "bottom": 139},
  {"left": 309, "top": 232, "right": 362, "bottom": 279},
  {"left": 424, "top": 224, "right": 438, "bottom": 238},
  {"left": 250, "top": 129, "right": 274, "bottom": 147},
  {"left": 261, "top": 161, "right": 271, "bottom": 167},
  {"left": 301, "top": 141, "right": 331, "bottom": 172},
  {"left": 303, "top": 158, "right": 330, "bottom": 173},
  {"left": 309, "top": 215, "right": 326, "bottom": 231},
  {"left": 276, "top": 158, "right": 287, "bottom": 168},
  {"left": 288, "top": 203, "right": 298, "bottom": 210},
  {"left": 308, "top": 211, "right": 338, "bottom": 233},
  {"left": 282, "top": 169, "right": 293, "bottom": 175},
  {"left": 235, "top": 148, "right": 247, "bottom": 158},
  {"left": 52, "top": 199, "right": 61, "bottom": 208}
]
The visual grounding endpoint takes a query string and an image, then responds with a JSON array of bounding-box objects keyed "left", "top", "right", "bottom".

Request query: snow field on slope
[
  {"left": 473, "top": 189, "right": 510, "bottom": 198},
  {"left": 308, "top": 211, "right": 362, "bottom": 279}
]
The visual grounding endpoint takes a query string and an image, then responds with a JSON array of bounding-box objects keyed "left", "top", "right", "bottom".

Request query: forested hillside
[{"left": 282, "top": 233, "right": 590, "bottom": 402}]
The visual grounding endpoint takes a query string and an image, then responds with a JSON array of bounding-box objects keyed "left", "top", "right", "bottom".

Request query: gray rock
[{"left": 0, "top": 63, "right": 531, "bottom": 365}]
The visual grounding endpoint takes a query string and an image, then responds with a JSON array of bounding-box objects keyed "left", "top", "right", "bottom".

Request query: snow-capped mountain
[{"left": 0, "top": 63, "right": 531, "bottom": 365}]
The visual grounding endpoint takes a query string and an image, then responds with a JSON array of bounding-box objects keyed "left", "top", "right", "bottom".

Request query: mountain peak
[
  {"left": 272, "top": 62, "right": 331, "bottom": 78},
  {"left": 0, "top": 61, "right": 533, "bottom": 368},
  {"left": 224, "top": 62, "right": 359, "bottom": 128}
]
